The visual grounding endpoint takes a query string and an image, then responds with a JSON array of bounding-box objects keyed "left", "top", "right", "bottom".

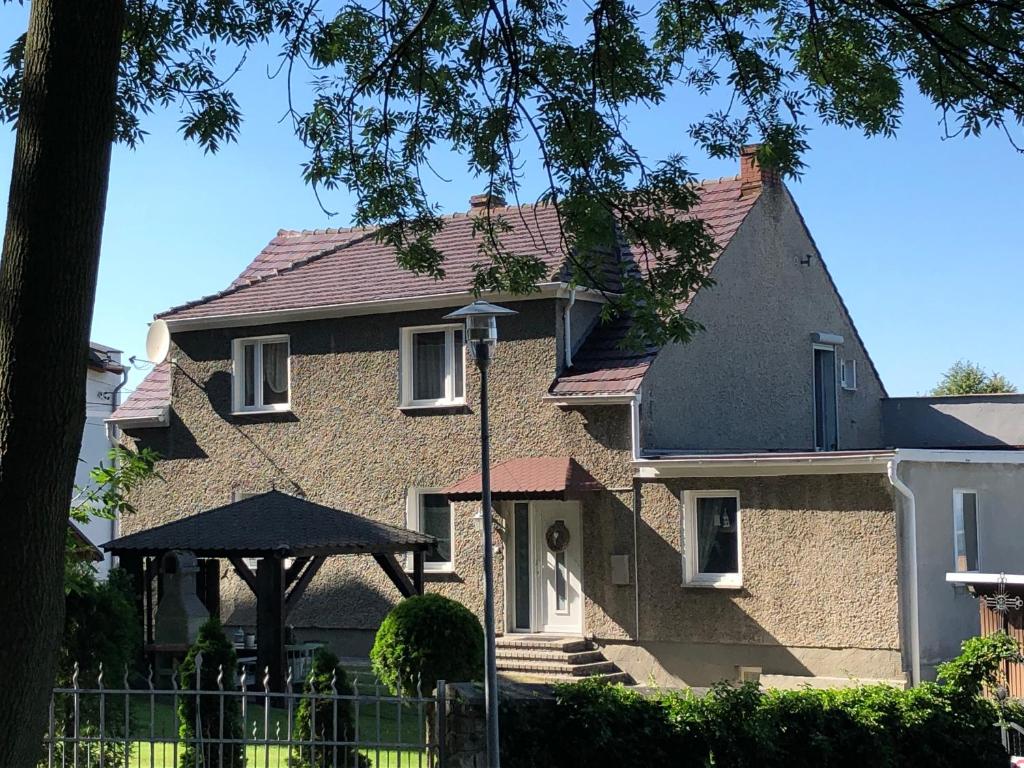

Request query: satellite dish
[{"left": 145, "top": 320, "right": 171, "bottom": 364}]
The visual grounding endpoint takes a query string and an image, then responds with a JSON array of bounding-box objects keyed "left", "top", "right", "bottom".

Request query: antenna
[{"left": 145, "top": 320, "right": 171, "bottom": 364}]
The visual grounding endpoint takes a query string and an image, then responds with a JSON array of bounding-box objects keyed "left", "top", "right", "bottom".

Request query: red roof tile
[
  {"left": 442, "top": 457, "right": 604, "bottom": 500},
  {"left": 107, "top": 363, "right": 171, "bottom": 427}
]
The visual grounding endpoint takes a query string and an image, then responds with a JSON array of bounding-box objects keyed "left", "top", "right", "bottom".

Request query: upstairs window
[
  {"left": 400, "top": 326, "right": 465, "bottom": 407},
  {"left": 953, "top": 490, "right": 980, "bottom": 573},
  {"left": 232, "top": 336, "right": 290, "bottom": 413},
  {"left": 406, "top": 488, "right": 454, "bottom": 572},
  {"left": 683, "top": 491, "right": 742, "bottom": 588},
  {"left": 813, "top": 344, "right": 839, "bottom": 450}
]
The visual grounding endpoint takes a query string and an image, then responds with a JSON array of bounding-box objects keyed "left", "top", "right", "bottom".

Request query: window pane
[
  {"left": 452, "top": 329, "right": 464, "bottom": 398},
  {"left": 243, "top": 344, "right": 256, "bottom": 406},
  {"left": 814, "top": 348, "right": 838, "bottom": 450},
  {"left": 696, "top": 497, "right": 739, "bottom": 575},
  {"left": 412, "top": 332, "right": 446, "bottom": 401},
  {"left": 514, "top": 503, "right": 531, "bottom": 630},
  {"left": 555, "top": 548, "right": 567, "bottom": 612},
  {"left": 956, "top": 493, "right": 979, "bottom": 572},
  {"left": 262, "top": 341, "right": 289, "bottom": 405},
  {"left": 421, "top": 493, "right": 452, "bottom": 564}
]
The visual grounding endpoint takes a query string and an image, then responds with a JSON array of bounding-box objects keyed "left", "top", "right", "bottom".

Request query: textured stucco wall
[
  {"left": 122, "top": 298, "right": 636, "bottom": 639},
  {"left": 630, "top": 473, "right": 901, "bottom": 685},
  {"left": 642, "top": 185, "right": 886, "bottom": 453},
  {"left": 900, "top": 460, "right": 1024, "bottom": 679}
]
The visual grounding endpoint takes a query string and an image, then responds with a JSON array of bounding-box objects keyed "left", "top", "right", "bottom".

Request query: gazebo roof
[{"left": 103, "top": 490, "right": 435, "bottom": 558}]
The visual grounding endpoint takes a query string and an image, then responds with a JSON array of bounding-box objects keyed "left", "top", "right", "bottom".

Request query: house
[
  {"left": 108, "top": 148, "right": 1021, "bottom": 689},
  {"left": 76, "top": 342, "right": 127, "bottom": 577}
]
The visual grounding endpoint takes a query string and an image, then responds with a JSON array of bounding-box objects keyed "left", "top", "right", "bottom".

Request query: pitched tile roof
[
  {"left": 107, "top": 362, "right": 171, "bottom": 427},
  {"left": 442, "top": 456, "right": 604, "bottom": 500},
  {"left": 104, "top": 490, "right": 436, "bottom": 557},
  {"left": 549, "top": 313, "right": 657, "bottom": 396},
  {"left": 159, "top": 176, "right": 758, "bottom": 326},
  {"left": 160, "top": 203, "right": 570, "bottom": 323}
]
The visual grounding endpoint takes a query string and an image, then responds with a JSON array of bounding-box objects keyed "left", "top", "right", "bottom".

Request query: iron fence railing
[
  {"left": 42, "top": 656, "right": 445, "bottom": 768},
  {"left": 1001, "top": 718, "right": 1024, "bottom": 759}
]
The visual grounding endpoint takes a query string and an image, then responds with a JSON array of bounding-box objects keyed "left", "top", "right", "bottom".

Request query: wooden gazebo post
[{"left": 256, "top": 555, "right": 286, "bottom": 691}]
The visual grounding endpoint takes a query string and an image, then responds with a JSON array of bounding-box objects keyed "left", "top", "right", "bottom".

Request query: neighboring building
[
  {"left": 107, "top": 149, "right": 1021, "bottom": 689},
  {"left": 79, "top": 342, "right": 127, "bottom": 577},
  {"left": 884, "top": 394, "right": 1024, "bottom": 681}
]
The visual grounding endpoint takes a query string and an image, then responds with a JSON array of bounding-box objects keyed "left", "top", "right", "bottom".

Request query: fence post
[{"left": 435, "top": 680, "right": 446, "bottom": 768}]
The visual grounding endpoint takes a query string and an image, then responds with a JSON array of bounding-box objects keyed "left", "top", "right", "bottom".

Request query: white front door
[{"left": 531, "top": 501, "right": 583, "bottom": 634}]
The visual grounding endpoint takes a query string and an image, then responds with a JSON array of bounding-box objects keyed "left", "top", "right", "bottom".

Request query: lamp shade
[{"left": 443, "top": 300, "right": 517, "bottom": 360}]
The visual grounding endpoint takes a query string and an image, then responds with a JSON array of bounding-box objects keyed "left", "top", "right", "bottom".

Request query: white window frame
[
  {"left": 406, "top": 487, "right": 455, "bottom": 573},
  {"left": 681, "top": 490, "right": 743, "bottom": 588},
  {"left": 231, "top": 335, "right": 291, "bottom": 414},
  {"left": 399, "top": 325, "right": 466, "bottom": 408},
  {"left": 952, "top": 488, "right": 981, "bottom": 573},
  {"left": 812, "top": 343, "right": 840, "bottom": 451}
]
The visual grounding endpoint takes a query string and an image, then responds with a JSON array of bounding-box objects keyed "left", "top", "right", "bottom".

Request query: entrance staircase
[{"left": 495, "top": 635, "right": 632, "bottom": 685}]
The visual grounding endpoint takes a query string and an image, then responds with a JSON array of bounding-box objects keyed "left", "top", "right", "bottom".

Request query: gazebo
[{"left": 104, "top": 490, "right": 436, "bottom": 690}]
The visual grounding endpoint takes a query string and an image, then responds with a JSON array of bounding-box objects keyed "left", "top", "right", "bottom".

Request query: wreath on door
[{"left": 545, "top": 520, "right": 571, "bottom": 553}]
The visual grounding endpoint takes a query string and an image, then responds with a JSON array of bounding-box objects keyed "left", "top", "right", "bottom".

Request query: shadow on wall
[{"left": 129, "top": 407, "right": 208, "bottom": 460}]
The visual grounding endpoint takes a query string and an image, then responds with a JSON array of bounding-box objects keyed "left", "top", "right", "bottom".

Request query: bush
[
  {"left": 177, "top": 617, "right": 244, "bottom": 768},
  {"left": 499, "top": 633, "right": 1017, "bottom": 768},
  {"left": 291, "top": 648, "right": 369, "bottom": 768},
  {"left": 371, "top": 594, "right": 483, "bottom": 696},
  {"left": 50, "top": 567, "right": 141, "bottom": 767}
]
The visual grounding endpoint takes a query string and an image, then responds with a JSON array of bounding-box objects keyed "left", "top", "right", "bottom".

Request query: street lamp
[{"left": 443, "top": 299, "right": 517, "bottom": 768}]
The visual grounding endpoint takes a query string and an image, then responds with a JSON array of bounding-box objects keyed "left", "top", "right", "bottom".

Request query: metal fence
[
  {"left": 42, "top": 657, "right": 445, "bottom": 768},
  {"left": 1001, "top": 719, "right": 1024, "bottom": 758}
]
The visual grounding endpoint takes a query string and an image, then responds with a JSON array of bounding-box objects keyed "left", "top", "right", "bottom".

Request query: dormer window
[
  {"left": 232, "top": 335, "right": 290, "bottom": 414},
  {"left": 400, "top": 325, "right": 465, "bottom": 407}
]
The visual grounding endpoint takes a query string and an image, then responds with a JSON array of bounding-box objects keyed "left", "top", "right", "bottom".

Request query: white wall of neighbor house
[
  {"left": 641, "top": 185, "right": 886, "bottom": 453},
  {"left": 898, "top": 457, "right": 1024, "bottom": 680},
  {"left": 79, "top": 352, "right": 124, "bottom": 577}
]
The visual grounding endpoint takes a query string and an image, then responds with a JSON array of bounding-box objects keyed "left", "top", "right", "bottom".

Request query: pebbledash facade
[{"left": 111, "top": 151, "right": 995, "bottom": 690}]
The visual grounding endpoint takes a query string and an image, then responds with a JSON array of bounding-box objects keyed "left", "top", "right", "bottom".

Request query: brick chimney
[
  {"left": 740, "top": 144, "right": 779, "bottom": 196},
  {"left": 469, "top": 192, "right": 507, "bottom": 213}
]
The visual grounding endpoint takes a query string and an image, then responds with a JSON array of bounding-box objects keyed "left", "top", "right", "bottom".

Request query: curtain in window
[
  {"left": 421, "top": 493, "right": 452, "bottom": 563},
  {"left": 696, "top": 497, "right": 738, "bottom": 574},
  {"left": 243, "top": 344, "right": 256, "bottom": 406},
  {"left": 413, "top": 332, "right": 446, "bottom": 401},
  {"left": 262, "top": 341, "right": 289, "bottom": 405}
]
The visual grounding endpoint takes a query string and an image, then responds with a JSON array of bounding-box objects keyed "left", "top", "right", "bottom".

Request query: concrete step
[
  {"left": 495, "top": 636, "right": 592, "bottom": 653},
  {"left": 499, "top": 670, "right": 633, "bottom": 686},
  {"left": 495, "top": 659, "right": 620, "bottom": 677},
  {"left": 495, "top": 648, "right": 605, "bottom": 665}
]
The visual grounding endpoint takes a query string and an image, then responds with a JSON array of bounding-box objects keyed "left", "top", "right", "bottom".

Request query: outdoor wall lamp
[{"left": 443, "top": 299, "right": 517, "bottom": 768}]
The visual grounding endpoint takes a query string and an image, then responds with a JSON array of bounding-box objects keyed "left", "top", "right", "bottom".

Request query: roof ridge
[
  {"left": 159, "top": 229, "right": 379, "bottom": 319},
  {"left": 277, "top": 224, "right": 376, "bottom": 237}
]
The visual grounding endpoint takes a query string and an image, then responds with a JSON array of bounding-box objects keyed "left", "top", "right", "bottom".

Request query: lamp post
[{"left": 443, "top": 299, "right": 517, "bottom": 768}]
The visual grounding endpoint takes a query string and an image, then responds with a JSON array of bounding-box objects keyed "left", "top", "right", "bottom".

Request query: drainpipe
[
  {"left": 887, "top": 457, "right": 921, "bottom": 686},
  {"left": 107, "top": 365, "right": 130, "bottom": 553},
  {"left": 631, "top": 389, "right": 643, "bottom": 642},
  {"left": 562, "top": 287, "right": 577, "bottom": 369}
]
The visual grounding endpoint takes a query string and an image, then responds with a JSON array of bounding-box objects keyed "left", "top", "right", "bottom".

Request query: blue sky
[{"left": 0, "top": 14, "right": 1020, "bottom": 398}]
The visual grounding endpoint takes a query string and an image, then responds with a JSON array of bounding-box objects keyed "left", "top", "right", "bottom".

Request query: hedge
[{"left": 500, "top": 633, "right": 1019, "bottom": 768}]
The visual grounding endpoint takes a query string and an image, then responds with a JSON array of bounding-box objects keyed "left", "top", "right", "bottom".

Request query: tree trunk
[{"left": 0, "top": 2, "right": 124, "bottom": 765}]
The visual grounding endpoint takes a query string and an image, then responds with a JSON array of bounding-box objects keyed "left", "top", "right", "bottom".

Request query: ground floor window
[
  {"left": 407, "top": 488, "right": 454, "bottom": 572},
  {"left": 683, "top": 490, "right": 742, "bottom": 587}
]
